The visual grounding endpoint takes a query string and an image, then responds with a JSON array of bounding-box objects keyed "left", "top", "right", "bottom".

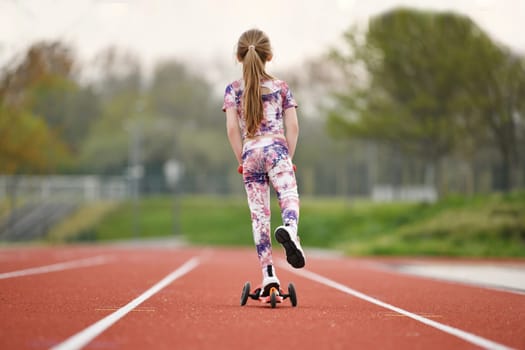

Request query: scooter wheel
[
  {"left": 288, "top": 283, "right": 297, "bottom": 307},
  {"left": 241, "top": 282, "right": 251, "bottom": 306},
  {"left": 270, "top": 289, "right": 277, "bottom": 308}
]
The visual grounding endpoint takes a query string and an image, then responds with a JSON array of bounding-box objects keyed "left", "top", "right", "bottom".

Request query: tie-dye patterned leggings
[{"left": 241, "top": 136, "right": 300, "bottom": 268}]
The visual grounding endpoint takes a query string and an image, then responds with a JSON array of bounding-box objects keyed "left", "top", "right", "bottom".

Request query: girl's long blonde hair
[{"left": 236, "top": 29, "right": 274, "bottom": 137}]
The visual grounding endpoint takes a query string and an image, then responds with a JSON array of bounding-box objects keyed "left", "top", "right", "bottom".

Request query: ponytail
[
  {"left": 236, "top": 29, "right": 274, "bottom": 137},
  {"left": 243, "top": 47, "right": 264, "bottom": 137}
]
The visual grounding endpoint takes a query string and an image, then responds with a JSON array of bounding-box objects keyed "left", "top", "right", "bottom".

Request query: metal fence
[
  {"left": 0, "top": 175, "right": 129, "bottom": 241},
  {"left": 0, "top": 175, "right": 129, "bottom": 202}
]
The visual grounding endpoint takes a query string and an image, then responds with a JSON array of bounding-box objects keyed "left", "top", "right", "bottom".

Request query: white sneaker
[
  {"left": 275, "top": 225, "right": 305, "bottom": 268},
  {"left": 262, "top": 275, "right": 280, "bottom": 293},
  {"left": 261, "top": 265, "right": 280, "bottom": 296}
]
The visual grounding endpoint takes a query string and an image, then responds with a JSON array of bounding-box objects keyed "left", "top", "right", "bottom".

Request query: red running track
[{"left": 0, "top": 245, "right": 523, "bottom": 350}]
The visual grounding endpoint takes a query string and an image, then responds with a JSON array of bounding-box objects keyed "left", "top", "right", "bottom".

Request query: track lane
[
  {"left": 0, "top": 246, "right": 114, "bottom": 272},
  {"left": 0, "top": 247, "right": 202, "bottom": 350},
  {"left": 280, "top": 260, "right": 514, "bottom": 350},
  {"left": 83, "top": 248, "right": 517, "bottom": 350},
  {"left": 0, "top": 255, "right": 111, "bottom": 280},
  {"left": 289, "top": 256, "right": 525, "bottom": 349},
  {"left": 51, "top": 257, "right": 200, "bottom": 350},
  {"left": 0, "top": 246, "right": 523, "bottom": 349}
]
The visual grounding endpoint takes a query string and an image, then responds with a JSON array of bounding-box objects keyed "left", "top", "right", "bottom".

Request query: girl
[{"left": 222, "top": 29, "right": 305, "bottom": 296}]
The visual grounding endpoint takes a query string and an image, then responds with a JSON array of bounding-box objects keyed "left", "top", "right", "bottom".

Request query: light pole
[
  {"left": 163, "top": 159, "right": 183, "bottom": 235},
  {"left": 125, "top": 99, "right": 145, "bottom": 238}
]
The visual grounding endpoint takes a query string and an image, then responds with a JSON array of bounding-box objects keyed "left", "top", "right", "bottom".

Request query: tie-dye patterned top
[{"left": 222, "top": 79, "right": 298, "bottom": 140}]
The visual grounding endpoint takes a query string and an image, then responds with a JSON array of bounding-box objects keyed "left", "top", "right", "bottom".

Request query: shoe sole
[{"left": 275, "top": 228, "right": 305, "bottom": 268}]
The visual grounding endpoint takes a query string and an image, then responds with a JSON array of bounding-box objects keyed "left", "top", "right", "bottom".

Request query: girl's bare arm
[
  {"left": 225, "top": 108, "right": 243, "bottom": 165},
  {"left": 284, "top": 107, "right": 299, "bottom": 159}
]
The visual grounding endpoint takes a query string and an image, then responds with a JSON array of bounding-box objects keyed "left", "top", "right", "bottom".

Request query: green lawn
[{"left": 52, "top": 192, "right": 525, "bottom": 257}]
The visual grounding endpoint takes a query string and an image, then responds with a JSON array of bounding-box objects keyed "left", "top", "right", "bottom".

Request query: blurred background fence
[{"left": 0, "top": 175, "right": 127, "bottom": 240}]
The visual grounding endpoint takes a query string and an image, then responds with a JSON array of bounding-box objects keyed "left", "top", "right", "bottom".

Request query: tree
[
  {"left": 79, "top": 55, "right": 229, "bottom": 192},
  {"left": 328, "top": 8, "right": 522, "bottom": 194},
  {"left": 147, "top": 60, "right": 229, "bottom": 192},
  {"left": 0, "top": 41, "right": 75, "bottom": 109},
  {"left": 0, "top": 41, "right": 76, "bottom": 173},
  {"left": 78, "top": 48, "right": 143, "bottom": 173},
  {"left": 0, "top": 106, "right": 68, "bottom": 174},
  {"left": 466, "top": 51, "right": 525, "bottom": 191}
]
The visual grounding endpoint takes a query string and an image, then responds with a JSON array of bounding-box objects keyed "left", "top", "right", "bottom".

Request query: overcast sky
[{"left": 1, "top": 0, "right": 524, "bottom": 75}]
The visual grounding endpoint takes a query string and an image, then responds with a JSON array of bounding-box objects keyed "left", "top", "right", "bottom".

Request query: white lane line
[
  {"left": 278, "top": 261, "right": 514, "bottom": 350},
  {"left": 51, "top": 256, "right": 200, "bottom": 350},
  {"left": 0, "top": 255, "right": 111, "bottom": 280}
]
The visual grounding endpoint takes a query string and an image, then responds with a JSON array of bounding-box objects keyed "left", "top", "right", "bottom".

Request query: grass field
[{"left": 49, "top": 192, "right": 525, "bottom": 257}]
